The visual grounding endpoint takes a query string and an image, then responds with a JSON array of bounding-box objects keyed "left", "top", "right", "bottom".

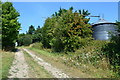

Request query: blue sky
[{"left": 12, "top": 2, "right": 118, "bottom": 33}]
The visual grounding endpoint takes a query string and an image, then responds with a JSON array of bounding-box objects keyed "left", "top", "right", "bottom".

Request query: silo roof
[{"left": 92, "top": 18, "right": 116, "bottom": 26}]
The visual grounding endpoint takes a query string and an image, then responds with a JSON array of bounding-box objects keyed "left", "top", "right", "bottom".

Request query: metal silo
[{"left": 92, "top": 18, "right": 118, "bottom": 40}]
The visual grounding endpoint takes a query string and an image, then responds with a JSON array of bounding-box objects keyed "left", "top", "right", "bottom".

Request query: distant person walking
[{"left": 15, "top": 42, "right": 18, "bottom": 47}]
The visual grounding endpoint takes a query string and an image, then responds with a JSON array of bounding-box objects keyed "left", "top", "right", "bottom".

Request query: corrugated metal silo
[{"left": 92, "top": 18, "right": 118, "bottom": 40}]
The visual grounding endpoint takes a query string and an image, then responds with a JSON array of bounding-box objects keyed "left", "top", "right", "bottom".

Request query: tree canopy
[
  {"left": 41, "top": 7, "right": 92, "bottom": 52},
  {"left": 2, "top": 2, "right": 21, "bottom": 50},
  {"left": 27, "top": 25, "right": 35, "bottom": 35}
]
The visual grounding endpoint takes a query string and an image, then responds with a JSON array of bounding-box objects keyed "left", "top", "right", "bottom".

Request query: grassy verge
[
  {"left": 0, "top": 50, "right": 2, "bottom": 79},
  {"left": 28, "top": 48, "right": 93, "bottom": 78},
  {"left": 23, "top": 50, "right": 53, "bottom": 78},
  {"left": 0, "top": 50, "right": 15, "bottom": 78},
  {"left": 28, "top": 46, "right": 117, "bottom": 78}
]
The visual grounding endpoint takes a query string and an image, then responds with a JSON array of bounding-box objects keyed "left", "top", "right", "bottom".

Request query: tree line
[
  {"left": 17, "top": 25, "right": 41, "bottom": 46},
  {"left": 18, "top": 7, "right": 93, "bottom": 52}
]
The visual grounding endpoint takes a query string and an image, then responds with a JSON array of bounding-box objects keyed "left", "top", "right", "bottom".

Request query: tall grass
[
  {"left": 1, "top": 50, "right": 15, "bottom": 78},
  {"left": 30, "top": 40, "right": 119, "bottom": 78},
  {"left": 62, "top": 40, "right": 120, "bottom": 78},
  {"left": 0, "top": 50, "right": 2, "bottom": 79}
]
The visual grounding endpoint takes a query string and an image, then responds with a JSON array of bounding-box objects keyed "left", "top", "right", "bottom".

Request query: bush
[
  {"left": 103, "top": 36, "right": 120, "bottom": 75},
  {"left": 50, "top": 38, "right": 64, "bottom": 52},
  {"left": 31, "top": 42, "right": 43, "bottom": 50},
  {"left": 75, "top": 40, "right": 109, "bottom": 68},
  {"left": 62, "top": 40, "right": 109, "bottom": 70},
  {"left": 23, "top": 35, "right": 32, "bottom": 46},
  {"left": 18, "top": 34, "right": 32, "bottom": 46}
]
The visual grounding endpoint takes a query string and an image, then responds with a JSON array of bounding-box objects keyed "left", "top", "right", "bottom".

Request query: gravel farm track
[
  {"left": 8, "top": 49, "right": 29, "bottom": 78},
  {"left": 8, "top": 48, "right": 69, "bottom": 78}
]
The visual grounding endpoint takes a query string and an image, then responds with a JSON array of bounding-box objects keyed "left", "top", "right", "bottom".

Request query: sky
[
  {"left": 12, "top": 2, "right": 118, "bottom": 33},
  {"left": 2, "top": 0, "right": 120, "bottom": 2}
]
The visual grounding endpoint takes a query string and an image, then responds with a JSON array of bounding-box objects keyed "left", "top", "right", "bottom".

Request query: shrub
[
  {"left": 103, "top": 36, "right": 120, "bottom": 75},
  {"left": 66, "top": 40, "right": 109, "bottom": 69},
  {"left": 50, "top": 38, "right": 64, "bottom": 52},
  {"left": 23, "top": 35, "right": 32, "bottom": 46},
  {"left": 102, "top": 21, "right": 120, "bottom": 76},
  {"left": 31, "top": 42, "right": 43, "bottom": 50},
  {"left": 18, "top": 34, "right": 32, "bottom": 46}
]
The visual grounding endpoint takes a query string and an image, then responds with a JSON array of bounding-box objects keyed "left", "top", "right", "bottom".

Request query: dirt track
[
  {"left": 8, "top": 48, "right": 69, "bottom": 78},
  {"left": 8, "top": 50, "right": 29, "bottom": 78},
  {"left": 23, "top": 48, "right": 69, "bottom": 78}
]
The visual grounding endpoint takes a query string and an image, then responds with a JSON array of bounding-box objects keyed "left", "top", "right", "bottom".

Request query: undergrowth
[{"left": 30, "top": 40, "right": 120, "bottom": 78}]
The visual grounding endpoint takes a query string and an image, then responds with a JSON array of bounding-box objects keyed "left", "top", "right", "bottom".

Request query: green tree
[
  {"left": 27, "top": 25, "right": 35, "bottom": 35},
  {"left": 32, "top": 26, "right": 42, "bottom": 43},
  {"left": 0, "top": 1, "right": 2, "bottom": 49},
  {"left": 41, "top": 17, "right": 53, "bottom": 48},
  {"left": 17, "top": 33, "right": 25, "bottom": 46},
  {"left": 17, "top": 34, "right": 32, "bottom": 46},
  {"left": 42, "top": 7, "right": 92, "bottom": 52},
  {"left": 79, "top": 9, "right": 90, "bottom": 17},
  {"left": 2, "top": 2, "right": 21, "bottom": 51},
  {"left": 22, "top": 34, "right": 32, "bottom": 46},
  {"left": 54, "top": 8, "right": 92, "bottom": 52}
]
